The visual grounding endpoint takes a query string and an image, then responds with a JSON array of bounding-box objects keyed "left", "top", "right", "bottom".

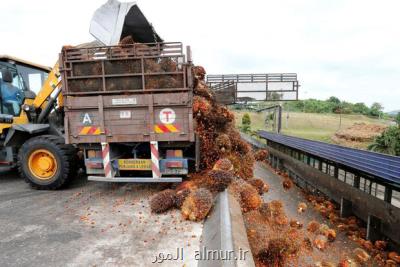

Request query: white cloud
[{"left": 0, "top": 0, "right": 399, "bottom": 110}]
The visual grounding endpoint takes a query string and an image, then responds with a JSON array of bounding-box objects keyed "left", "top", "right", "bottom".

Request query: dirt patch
[{"left": 331, "top": 122, "right": 387, "bottom": 149}]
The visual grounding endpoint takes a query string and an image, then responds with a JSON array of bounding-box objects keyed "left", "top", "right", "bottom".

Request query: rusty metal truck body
[{"left": 60, "top": 42, "right": 197, "bottom": 182}]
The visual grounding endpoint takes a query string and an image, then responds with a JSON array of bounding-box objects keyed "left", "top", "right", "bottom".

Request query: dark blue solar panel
[{"left": 258, "top": 131, "right": 400, "bottom": 185}]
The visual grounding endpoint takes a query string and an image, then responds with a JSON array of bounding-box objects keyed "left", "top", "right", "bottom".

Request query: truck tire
[{"left": 17, "top": 135, "right": 76, "bottom": 190}]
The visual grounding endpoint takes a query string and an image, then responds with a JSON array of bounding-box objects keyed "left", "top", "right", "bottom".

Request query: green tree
[
  {"left": 370, "top": 102, "right": 384, "bottom": 117},
  {"left": 396, "top": 112, "right": 400, "bottom": 127},
  {"left": 241, "top": 113, "right": 251, "bottom": 133},
  {"left": 368, "top": 126, "right": 400, "bottom": 156},
  {"left": 327, "top": 96, "right": 340, "bottom": 104},
  {"left": 353, "top": 102, "right": 370, "bottom": 115},
  {"left": 327, "top": 96, "right": 341, "bottom": 113}
]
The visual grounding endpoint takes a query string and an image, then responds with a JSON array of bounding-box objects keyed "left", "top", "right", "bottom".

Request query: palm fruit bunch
[
  {"left": 307, "top": 220, "right": 320, "bottom": 233},
  {"left": 302, "top": 237, "right": 313, "bottom": 251},
  {"left": 324, "top": 228, "right": 337, "bottom": 242},
  {"left": 388, "top": 252, "right": 400, "bottom": 264},
  {"left": 228, "top": 152, "right": 255, "bottom": 180},
  {"left": 206, "top": 170, "right": 234, "bottom": 192},
  {"left": 175, "top": 180, "right": 197, "bottom": 192},
  {"left": 258, "top": 202, "right": 273, "bottom": 220},
  {"left": 338, "top": 257, "right": 359, "bottom": 267},
  {"left": 289, "top": 220, "right": 303, "bottom": 229},
  {"left": 248, "top": 178, "right": 269, "bottom": 194},
  {"left": 192, "top": 96, "right": 211, "bottom": 118},
  {"left": 313, "top": 235, "right": 328, "bottom": 250},
  {"left": 239, "top": 182, "right": 262, "bottom": 212},
  {"left": 181, "top": 188, "right": 213, "bottom": 221},
  {"left": 194, "top": 80, "right": 213, "bottom": 100},
  {"left": 193, "top": 66, "right": 206, "bottom": 80},
  {"left": 353, "top": 248, "right": 371, "bottom": 264},
  {"left": 150, "top": 189, "right": 176, "bottom": 213},
  {"left": 297, "top": 202, "right": 307, "bottom": 213},
  {"left": 256, "top": 237, "right": 296, "bottom": 267},
  {"left": 317, "top": 224, "right": 330, "bottom": 235},
  {"left": 254, "top": 149, "right": 268, "bottom": 161},
  {"left": 209, "top": 105, "right": 235, "bottom": 132},
  {"left": 274, "top": 214, "right": 289, "bottom": 226},
  {"left": 259, "top": 200, "right": 286, "bottom": 223},
  {"left": 229, "top": 131, "right": 251, "bottom": 155},
  {"left": 159, "top": 57, "right": 177, "bottom": 72},
  {"left": 374, "top": 240, "right": 387, "bottom": 251},
  {"left": 174, "top": 188, "right": 191, "bottom": 208},
  {"left": 282, "top": 178, "right": 293, "bottom": 190},
  {"left": 215, "top": 133, "right": 232, "bottom": 153},
  {"left": 212, "top": 158, "right": 234, "bottom": 172}
]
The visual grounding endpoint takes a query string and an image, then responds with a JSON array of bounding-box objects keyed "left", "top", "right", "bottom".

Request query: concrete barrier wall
[{"left": 199, "top": 190, "right": 255, "bottom": 267}]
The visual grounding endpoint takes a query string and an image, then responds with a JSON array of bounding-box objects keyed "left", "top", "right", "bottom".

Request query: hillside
[{"left": 234, "top": 111, "right": 391, "bottom": 148}]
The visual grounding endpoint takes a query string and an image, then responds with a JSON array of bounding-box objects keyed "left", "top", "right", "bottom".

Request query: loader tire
[{"left": 17, "top": 135, "right": 77, "bottom": 190}]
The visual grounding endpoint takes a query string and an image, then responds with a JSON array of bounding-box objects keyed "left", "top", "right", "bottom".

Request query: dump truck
[
  {"left": 0, "top": 0, "right": 196, "bottom": 189},
  {"left": 60, "top": 42, "right": 198, "bottom": 182}
]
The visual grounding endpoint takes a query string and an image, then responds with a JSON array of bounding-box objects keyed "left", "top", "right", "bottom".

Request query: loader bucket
[{"left": 89, "top": 0, "right": 162, "bottom": 46}]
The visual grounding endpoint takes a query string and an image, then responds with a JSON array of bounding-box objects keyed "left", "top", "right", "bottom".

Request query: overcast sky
[{"left": 1, "top": 0, "right": 399, "bottom": 111}]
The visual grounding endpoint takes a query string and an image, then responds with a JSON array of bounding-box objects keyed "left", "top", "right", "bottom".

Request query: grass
[{"left": 234, "top": 111, "right": 391, "bottom": 143}]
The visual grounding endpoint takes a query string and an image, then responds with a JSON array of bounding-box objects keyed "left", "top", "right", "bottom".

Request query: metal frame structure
[
  {"left": 207, "top": 73, "right": 299, "bottom": 104},
  {"left": 61, "top": 42, "right": 189, "bottom": 96}
]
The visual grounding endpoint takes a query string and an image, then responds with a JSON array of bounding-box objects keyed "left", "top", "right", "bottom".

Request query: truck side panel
[{"left": 65, "top": 92, "right": 194, "bottom": 144}]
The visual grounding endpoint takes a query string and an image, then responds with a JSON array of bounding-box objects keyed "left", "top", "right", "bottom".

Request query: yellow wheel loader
[
  {"left": 0, "top": 56, "right": 78, "bottom": 189},
  {"left": 0, "top": 0, "right": 160, "bottom": 189}
]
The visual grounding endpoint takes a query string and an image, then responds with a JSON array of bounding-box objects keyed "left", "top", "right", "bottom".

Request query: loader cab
[
  {"left": 0, "top": 65, "right": 25, "bottom": 116},
  {"left": 0, "top": 56, "right": 50, "bottom": 117}
]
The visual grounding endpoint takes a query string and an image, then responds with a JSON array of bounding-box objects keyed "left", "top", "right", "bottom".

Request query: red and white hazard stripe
[
  {"left": 150, "top": 141, "right": 161, "bottom": 178},
  {"left": 101, "top": 142, "right": 113, "bottom": 178}
]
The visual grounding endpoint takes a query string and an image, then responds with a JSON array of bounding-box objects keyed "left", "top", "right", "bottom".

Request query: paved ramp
[{"left": 0, "top": 171, "right": 202, "bottom": 267}]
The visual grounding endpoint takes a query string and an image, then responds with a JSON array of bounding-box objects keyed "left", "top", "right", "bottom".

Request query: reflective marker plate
[{"left": 118, "top": 159, "right": 151, "bottom": 170}]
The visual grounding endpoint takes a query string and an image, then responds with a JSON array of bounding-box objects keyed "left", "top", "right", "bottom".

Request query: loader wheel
[{"left": 18, "top": 135, "right": 76, "bottom": 190}]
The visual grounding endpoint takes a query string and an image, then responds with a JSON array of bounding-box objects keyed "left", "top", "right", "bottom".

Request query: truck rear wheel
[{"left": 18, "top": 135, "right": 76, "bottom": 190}]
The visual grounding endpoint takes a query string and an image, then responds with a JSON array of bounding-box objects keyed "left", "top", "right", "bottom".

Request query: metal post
[
  {"left": 353, "top": 175, "right": 360, "bottom": 189},
  {"left": 334, "top": 165, "right": 339, "bottom": 179},
  {"left": 367, "top": 215, "right": 382, "bottom": 242},
  {"left": 277, "top": 105, "right": 282, "bottom": 133},
  {"left": 340, "top": 197, "right": 352, "bottom": 218},
  {"left": 318, "top": 160, "right": 323, "bottom": 171},
  {"left": 384, "top": 187, "right": 392, "bottom": 203}
]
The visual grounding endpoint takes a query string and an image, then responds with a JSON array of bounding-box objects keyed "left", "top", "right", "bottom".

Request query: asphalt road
[{"left": 0, "top": 171, "right": 202, "bottom": 267}]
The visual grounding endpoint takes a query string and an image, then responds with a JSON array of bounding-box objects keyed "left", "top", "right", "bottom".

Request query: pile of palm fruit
[{"left": 149, "top": 65, "right": 267, "bottom": 222}]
